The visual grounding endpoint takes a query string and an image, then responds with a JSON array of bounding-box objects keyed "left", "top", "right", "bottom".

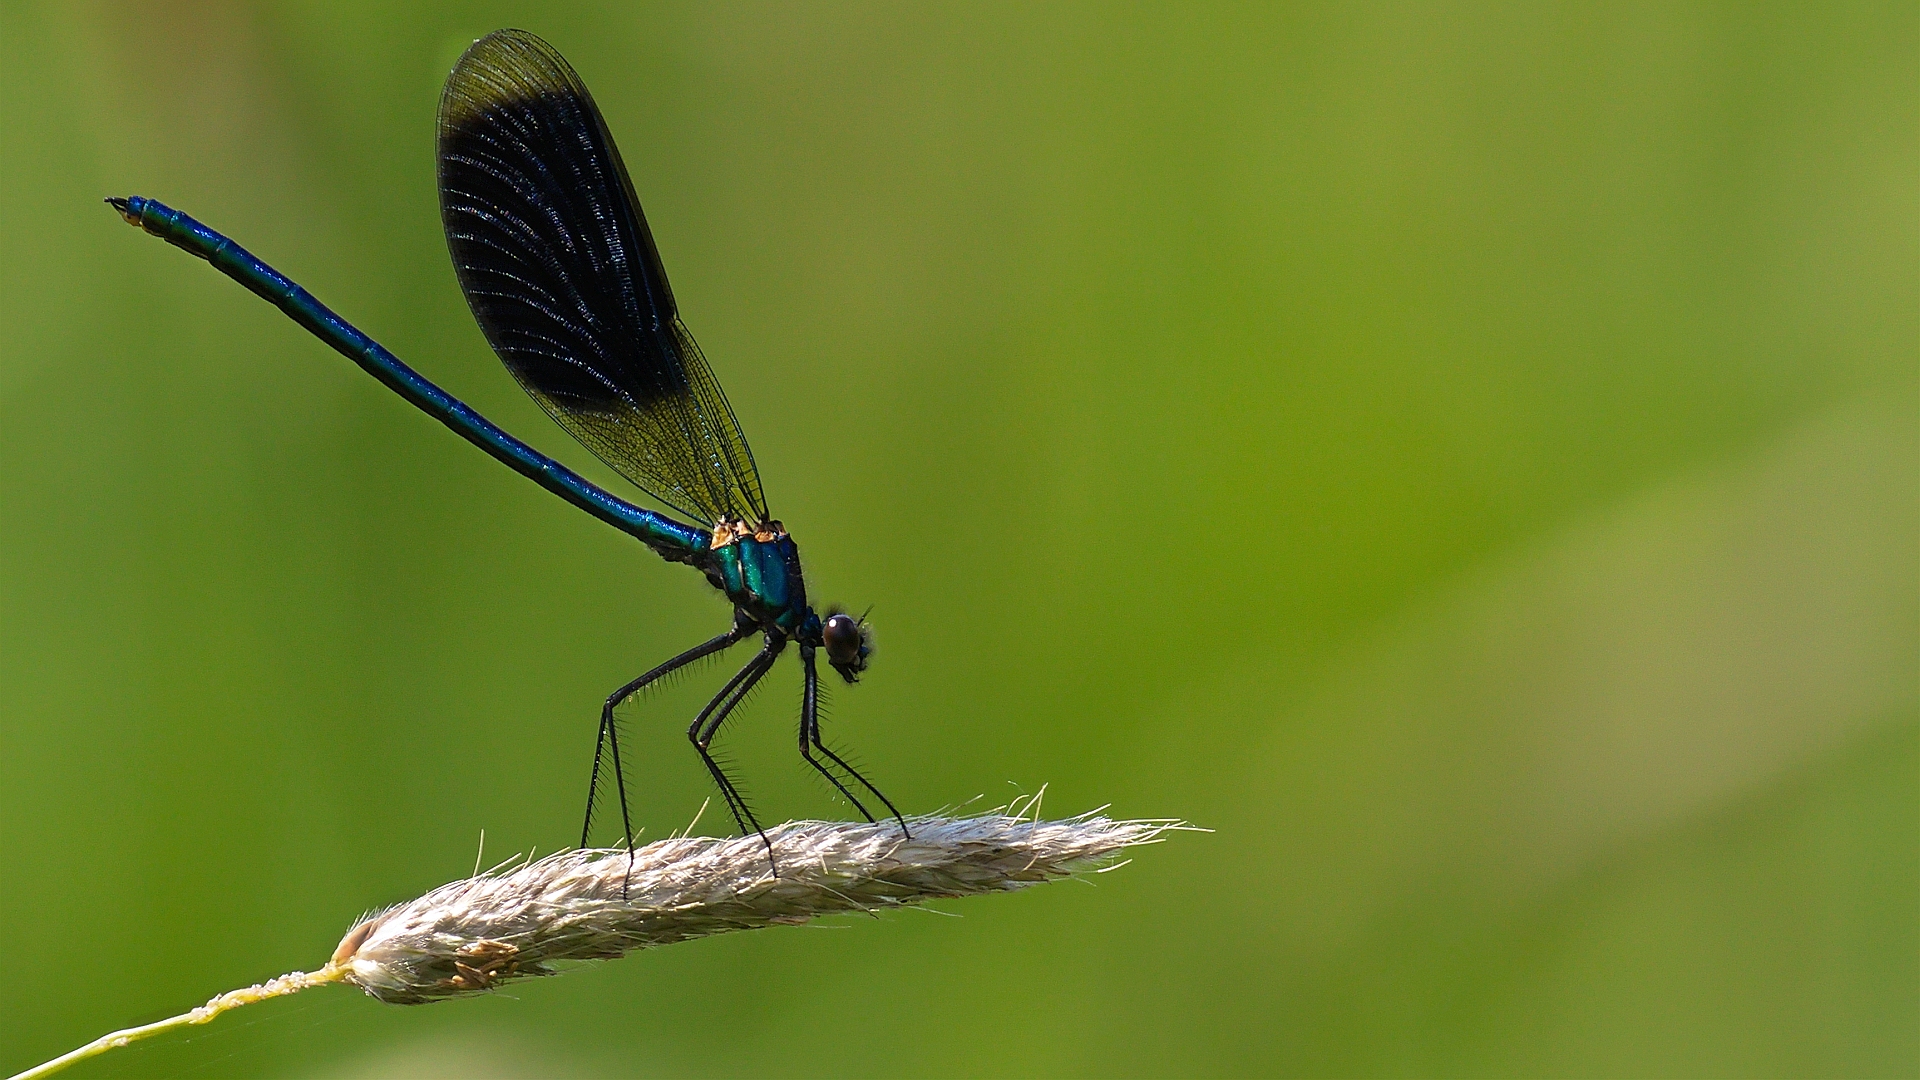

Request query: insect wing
[{"left": 437, "top": 29, "right": 766, "bottom": 526}]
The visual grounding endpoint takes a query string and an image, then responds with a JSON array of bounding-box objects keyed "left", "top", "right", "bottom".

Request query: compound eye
[{"left": 822, "top": 614, "right": 863, "bottom": 666}]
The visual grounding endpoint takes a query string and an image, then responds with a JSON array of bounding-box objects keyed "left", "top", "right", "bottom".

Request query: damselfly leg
[
  {"left": 689, "top": 635, "right": 785, "bottom": 868},
  {"left": 585, "top": 616, "right": 755, "bottom": 850},
  {"left": 799, "top": 645, "right": 910, "bottom": 837}
]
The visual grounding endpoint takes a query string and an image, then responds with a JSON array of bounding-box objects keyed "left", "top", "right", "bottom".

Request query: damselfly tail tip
[{"left": 104, "top": 196, "right": 137, "bottom": 224}]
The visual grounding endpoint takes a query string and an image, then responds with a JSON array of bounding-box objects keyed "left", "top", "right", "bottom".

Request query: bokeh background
[{"left": 2, "top": 3, "right": 1914, "bottom": 1076}]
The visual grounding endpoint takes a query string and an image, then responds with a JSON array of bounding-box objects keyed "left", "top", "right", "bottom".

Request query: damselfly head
[{"left": 822, "top": 609, "right": 872, "bottom": 682}]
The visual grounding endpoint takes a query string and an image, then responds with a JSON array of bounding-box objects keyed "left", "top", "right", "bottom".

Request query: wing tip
[{"left": 440, "top": 28, "right": 583, "bottom": 130}]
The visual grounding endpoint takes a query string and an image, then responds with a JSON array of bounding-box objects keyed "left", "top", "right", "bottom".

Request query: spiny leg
[
  {"left": 588, "top": 620, "right": 752, "bottom": 848},
  {"left": 683, "top": 638, "right": 773, "bottom": 830},
  {"left": 797, "top": 644, "right": 875, "bottom": 822},
  {"left": 690, "top": 639, "right": 782, "bottom": 839},
  {"left": 585, "top": 617, "right": 755, "bottom": 850},
  {"left": 800, "top": 645, "right": 911, "bottom": 837},
  {"left": 689, "top": 635, "right": 785, "bottom": 864}
]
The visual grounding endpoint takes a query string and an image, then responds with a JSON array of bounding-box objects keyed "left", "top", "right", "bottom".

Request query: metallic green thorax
[{"left": 702, "top": 531, "right": 809, "bottom": 634}]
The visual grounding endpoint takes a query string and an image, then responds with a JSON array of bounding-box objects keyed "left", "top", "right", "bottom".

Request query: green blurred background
[{"left": 2, "top": 2, "right": 1914, "bottom": 1076}]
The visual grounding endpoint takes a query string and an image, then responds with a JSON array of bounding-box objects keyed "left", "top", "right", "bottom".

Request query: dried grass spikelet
[
  {"left": 335, "top": 810, "right": 1178, "bottom": 1004},
  {"left": 13, "top": 806, "right": 1186, "bottom": 1079}
]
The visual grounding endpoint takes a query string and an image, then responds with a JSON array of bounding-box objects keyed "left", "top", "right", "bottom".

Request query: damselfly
[{"left": 109, "top": 29, "right": 905, "bottom": 866}]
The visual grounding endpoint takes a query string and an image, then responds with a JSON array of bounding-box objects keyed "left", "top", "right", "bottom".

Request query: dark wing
[{"left": 436, "top": 29, "right": 766, "bottom": 528}]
